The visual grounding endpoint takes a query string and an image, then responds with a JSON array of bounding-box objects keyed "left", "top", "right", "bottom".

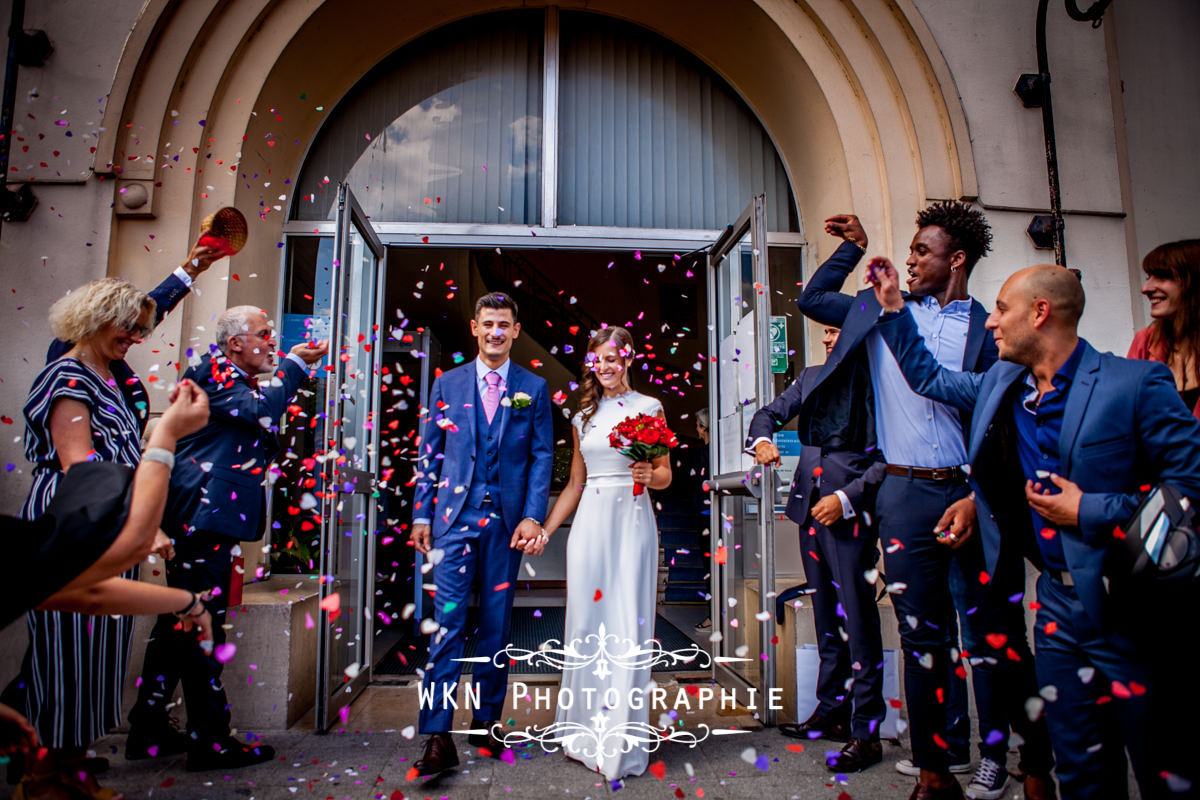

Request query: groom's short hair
[{"left": 474, "top": 292, "right": 519, "bottom": 321}]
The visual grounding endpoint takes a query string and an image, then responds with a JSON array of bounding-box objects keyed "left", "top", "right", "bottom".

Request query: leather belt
[
  {"left": 1044, "top": 568, "right": 1076, "bottom": 587},
  {"left": 885, "top": 464, "right": 967, "bottom": 483}
]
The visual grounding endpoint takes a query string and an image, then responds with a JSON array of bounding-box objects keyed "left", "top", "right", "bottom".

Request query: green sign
[{"left": 769, "top": 316, "right": 788, "bottom": 373}]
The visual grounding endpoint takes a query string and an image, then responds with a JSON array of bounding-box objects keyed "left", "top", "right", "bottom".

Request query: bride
[{"left": 538, "top": 326, "right": 672, "bottom": 781}]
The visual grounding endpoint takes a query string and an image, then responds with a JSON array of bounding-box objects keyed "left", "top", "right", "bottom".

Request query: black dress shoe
[
  {"left": 126, "top": 720, "right": 192, "bottom": 760},
  {"left": 186, "top": 736, "right": 275, "bottom": 772},
  {"left": 778, "top": 710, "right": 850, "bottom": 742},
  {"left": 413, "top": 733, "right": 459, "bottom": 776},
  {"left": 466, "top": 721, "right": 507, "bottom": 757},
  {"left": 907, "top": 778, "right": 966, "bottom": 800},
  {"left": 826, "top": 737, "right": 883, "bottom": 772}
]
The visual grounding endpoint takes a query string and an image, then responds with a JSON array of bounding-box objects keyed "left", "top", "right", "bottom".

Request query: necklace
[{"left": 74, "top": 348, "right": 115, "bottom": 383}]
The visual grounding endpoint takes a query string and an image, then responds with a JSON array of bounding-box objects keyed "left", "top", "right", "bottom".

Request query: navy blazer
[
  {"left": 877, "top": 308, "right": 1200, "bottom": 630},
  {"left": 413, "top": 360, "right": 554, "bottom": 541},
  {"left": 746, "top": 364, "right": 885, "bottom": 532},
  {"left": 796, "top": 241, "right": 997, "bottom": 429},
  {"left": 46, "top": 272, "right": 192, "bottom": 434},
  {"left": 164, "top": 351, "right": 310, "bottom": 541}
]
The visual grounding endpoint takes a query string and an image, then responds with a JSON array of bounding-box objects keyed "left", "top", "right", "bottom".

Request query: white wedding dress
[{"left": 556, "top": 391, "right": 662, "bottom": 781}]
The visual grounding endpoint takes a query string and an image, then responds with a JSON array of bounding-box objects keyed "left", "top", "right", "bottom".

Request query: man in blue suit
[
  {"left": 410, "top": 292, "right": 554, "bottom": 775},
  {"left": 746, "top": 325, "right": 887, "bottom": 772},
  {"left": 869, "top": 261, "right": 1200, "bottom": 799},
  {"left": 127, "top": 305, "right": 328, "bottom": 770},
  {"left": 798, "top": 206, "right": 1053, "bottom": 800}
]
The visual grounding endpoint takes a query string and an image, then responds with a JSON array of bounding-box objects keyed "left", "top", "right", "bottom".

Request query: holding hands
[{"left": 512, "top": 518, "right": 548, "bottom": 556}]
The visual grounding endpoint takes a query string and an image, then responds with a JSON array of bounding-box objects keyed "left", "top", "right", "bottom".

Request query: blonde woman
[{"left": 12, "top": 278, "right": 159, "bottom": 798}]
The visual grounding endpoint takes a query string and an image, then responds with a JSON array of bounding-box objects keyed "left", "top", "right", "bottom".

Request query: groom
[{"left": 410, "top": 292, "right": 554, "bottom": 775}]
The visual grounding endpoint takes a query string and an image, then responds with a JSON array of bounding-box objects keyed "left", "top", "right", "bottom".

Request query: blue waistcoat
[{"left": 464, "top": 386, "right": 504, "bottom": 518}]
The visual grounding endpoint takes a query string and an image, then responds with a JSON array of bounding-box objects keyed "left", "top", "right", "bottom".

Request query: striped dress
[{"left": 18, "top": 357, "right": 143, "bottom": 748}]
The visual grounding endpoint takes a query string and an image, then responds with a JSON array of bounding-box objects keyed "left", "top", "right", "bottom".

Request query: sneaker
[
  {"left": 895, "top": 758, "right": 973, "bottom": 777},
  {"left": 965, "top": 756, "right": 1010, "bottom": 800}
]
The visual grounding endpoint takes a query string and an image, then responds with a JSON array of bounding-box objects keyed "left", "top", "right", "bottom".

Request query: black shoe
[
  {"left": 186, "top": 736, "right": 275, "bottom": 772},
  {"left": 467, "top": 720, "right": 507, "bottom": 757},
  {"left": 414, "top": 733, "right": 459, "bottom": 776},
  {"left": 126, "top": 719, "right": 192, "bottom": 760},
  {"left": 778, "top": 710, "right": 850, "bottom": 742},
  {"left": 826, "top": 737, "right": 883, "bottom": 772}
]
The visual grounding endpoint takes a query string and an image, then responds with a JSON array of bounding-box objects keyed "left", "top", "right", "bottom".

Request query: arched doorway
[
  {"left": 97, "top": 0, "right": 979, "bottom": 729},
  {"left": 277, "top": 9, "right": 806, "bottom": 726}
]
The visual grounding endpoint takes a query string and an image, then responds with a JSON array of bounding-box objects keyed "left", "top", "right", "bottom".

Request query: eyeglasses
[
  {"left": 121, "top": 320, "right": 153, "bottom": 339},
  {"left": 235, "top": 328, "right": 276, "bottom": 341}
]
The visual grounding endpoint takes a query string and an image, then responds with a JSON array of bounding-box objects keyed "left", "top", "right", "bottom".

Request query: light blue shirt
[{"left": 865, "top": 295, "right": 971, "bottom": 468}]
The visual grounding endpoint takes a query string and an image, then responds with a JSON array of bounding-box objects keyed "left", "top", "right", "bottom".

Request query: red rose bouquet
[{"left": 608, "top": 413, "right": 680, "bottom": 496}]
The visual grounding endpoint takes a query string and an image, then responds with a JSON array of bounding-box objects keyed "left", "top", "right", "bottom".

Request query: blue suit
[
  {"left": 797, "top": 242, "right": 1051, "bottom": 775},
  {"left": 747, "top": 361, "right": 886, "bottom": 738},
  {"left": 877, "top": 308, "right": 1200, "bottom": 797},
  {"left": 413, "top": 360, "right": 553, "bottom": 733},
  {"left": 130, "top": 349, "right": 311, "bottom": 743}
]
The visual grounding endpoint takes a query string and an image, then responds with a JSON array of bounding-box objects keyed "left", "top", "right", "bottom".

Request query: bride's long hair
[{"left": 577, "top": 326, "right": 636, "bottom": 432}]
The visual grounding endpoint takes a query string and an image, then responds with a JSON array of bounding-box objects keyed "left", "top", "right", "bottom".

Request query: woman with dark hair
[
  {"left": 1129, "top": 239, "right": 1200, "bottom": 418},
  {"left": 538, "top": 326, "right": 672, "bottom": 781}
]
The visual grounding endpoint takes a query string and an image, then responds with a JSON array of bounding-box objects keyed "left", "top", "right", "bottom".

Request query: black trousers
[
  {"left": 878, "top": 474, "right": 1053, "bottom": 776},
  {"left": 800, "top": 516, "right": 886, "bottom": 739},
  {"left": 129, "top": 531, "right": 234, "bottom": 743}
]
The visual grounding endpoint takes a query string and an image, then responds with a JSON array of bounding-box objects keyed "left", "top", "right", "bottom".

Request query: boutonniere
[{"left": 507, "top": 391, "right": 533, "bottom": 410}]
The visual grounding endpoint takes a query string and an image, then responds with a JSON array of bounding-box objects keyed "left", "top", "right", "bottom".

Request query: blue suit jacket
[
  {"left": 796, "top": 241, "right": 997, "bottom": 426},
  {"left": 746, "top": 364, "right": 885, "bottom": 532},
  {"left": 46, "top": 272, "right": 191, "bottom": 434},
  {"left": 413, "top": 361, "right": 554, "bottom": 540},
  {"left": 164, "top": 351, "right": 310, "bottom": 541},
  {"left": 877, "top": 308, "right": 1200, "bottom": 630}
]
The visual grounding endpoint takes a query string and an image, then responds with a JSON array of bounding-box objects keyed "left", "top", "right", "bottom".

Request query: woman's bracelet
[
  {"left": 174, "top": 591, "right": 204, "bottom": 618},
  {"left": 142, "top": 447, "right": 176, "bottom": 472}
]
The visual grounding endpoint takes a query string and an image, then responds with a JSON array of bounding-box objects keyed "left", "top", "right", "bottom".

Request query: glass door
[
  {"left": 315, "top": 185, "right": 387, "bottom": 729},
  {"left": 705, "top": 195, "right": 779, "bottom": 725}
]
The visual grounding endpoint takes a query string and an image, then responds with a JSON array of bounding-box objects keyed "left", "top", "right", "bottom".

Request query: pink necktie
[{"left": 483, "top": 371, "right": 501, "bottom": 424}]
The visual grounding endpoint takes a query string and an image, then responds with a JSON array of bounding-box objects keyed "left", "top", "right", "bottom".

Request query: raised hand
[
  {"left": 865, "top": 256, "right": 905, "bottom": 312},
  {"left": 823, "top": 214, "right": 868, "bottom": 248},
  {"left": 181, "top": 238, "right": 224, "bottom": 280},
  {"left": 291, "top": 338, "right": 330, "bottom": 365},
  {"left": 158, "top": 379, "right": 210, "bottom": 440}
]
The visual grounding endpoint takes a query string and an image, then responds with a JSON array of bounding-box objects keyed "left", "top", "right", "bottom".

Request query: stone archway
[{"left": 98, "top": 0, "right": 977, "bottom": 389}]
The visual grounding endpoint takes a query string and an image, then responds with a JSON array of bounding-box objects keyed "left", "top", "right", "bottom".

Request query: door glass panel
[
  {"left": 316, "top": 185, "right": 385, "bottom": 729},
  {"left": 707, "top": 196, "right": 777, "bottom": 723}
]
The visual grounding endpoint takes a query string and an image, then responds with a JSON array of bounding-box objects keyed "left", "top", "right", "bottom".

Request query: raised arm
[
  {"left": 796, "top": 215, "right": 870, "bottom": 327},
  {"left": 869, "top": 256, "right": 984, "bottom": 412}
]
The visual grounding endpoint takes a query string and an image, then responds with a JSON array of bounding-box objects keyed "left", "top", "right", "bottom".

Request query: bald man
[{"left": 869, "top": 262, "right": 1200, "bottom": 800}]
